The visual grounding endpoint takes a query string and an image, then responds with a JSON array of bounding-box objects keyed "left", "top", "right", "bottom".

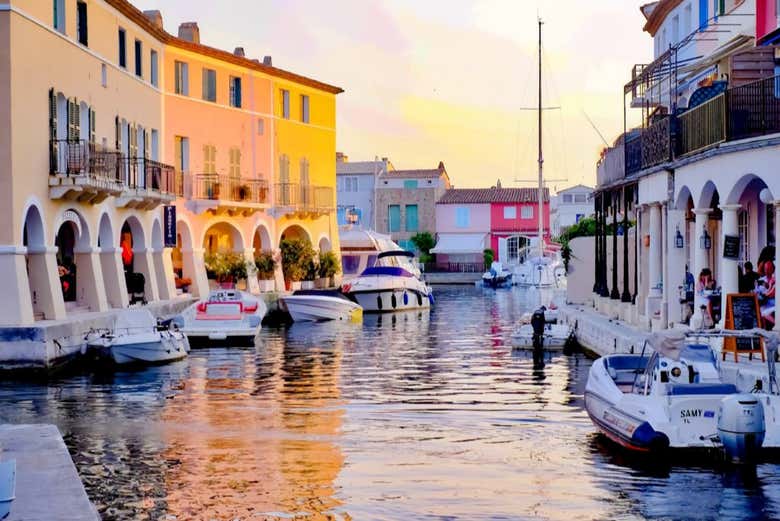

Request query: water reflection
[{"left": 0, "top": 287, "right": 778, "bottom": 519}]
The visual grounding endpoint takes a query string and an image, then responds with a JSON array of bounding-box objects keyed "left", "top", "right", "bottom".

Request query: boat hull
[
  {"left": 282, "top": 295, "right": 363, "bottom": 322},
  {"left": 111, "top": 333, "right": 188, "bottom": 365},
  {"left": 350, "top": 288, "right": 431, "bottom": 313},
  {"left": 174, "top": 290, "right": 266, "bottom": 346},
  {"left": 511, "top": 324, "right": 570, "bottom": 350}
]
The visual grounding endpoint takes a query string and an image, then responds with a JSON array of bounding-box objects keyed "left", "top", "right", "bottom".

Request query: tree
[{"left": 410, "top": 232, "right": 436, "bottom": 264}]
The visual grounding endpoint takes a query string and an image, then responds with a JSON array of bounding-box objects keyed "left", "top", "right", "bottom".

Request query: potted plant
[
  {"left": 483, "top": 248, "right": 495, "bottom": 270},
  {"left": 302, "top": 257, "right": 318, "bottom": 290},
  {"left": 175, "top": 276, "right": 192, "bottom": 294},
  {"left": 228, "top": 254, "right": 249, "bottom": 290},
  {"left": 255, "top": 251, "right": 277, "bottom": 292},
  {"left": 317, "top": 250, "right": 340, "bottom": 288},
  {"left": 280, "top": 238, "right": 314, "bottom": 291}
]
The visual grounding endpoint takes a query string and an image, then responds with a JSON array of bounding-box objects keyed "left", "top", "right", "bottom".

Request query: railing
[
  {"left": 50, "top": 139, "right": 123, "bottom": 183},
  {"left": 191, "top": 174, "right": 269, "bottom": 204},
  {"left": 678, "top": 93, "right": 727, "bottom": 156},
  {"left": 624, "top": 132, "right": 642, "bottom": 176},
  {"left": 728, "top": 75, "right": 780, "bottom": 141},
  {"left": 275, "top": 183, "right": 333, "bottom": 212},
  {"left": 275, "top": 182, "right": 300, "bottom": 207},
  {"left": 596, "top": 143, "right": 625, "bottom": 186},
  {"left": 640, "top": 116, "right": 672, "bottom": 170},
  {"left": 143, "top": 159, "right": 177, "bottom": 195}
]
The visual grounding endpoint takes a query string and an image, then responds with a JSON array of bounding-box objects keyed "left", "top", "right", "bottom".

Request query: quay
[{"left": 0, "top": 424, "right": 98, "bottom": 520}]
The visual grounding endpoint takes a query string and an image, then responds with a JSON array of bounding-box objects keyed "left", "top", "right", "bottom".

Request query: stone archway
[
  {"left": 22, "top": 204, "right": 65, "bottom": 321},
  {"left": 318, "top": 235, "right": 332, "bottom": 253},
  {"left": 121, "top": 215, "right": 159, "bottom": 302},
  {"left": 98, "top": 212, "right": 128, "bottom": 308},
  {"left": 55, "top": 208, "right": 108, "bottom": 313},
  {"left": 203, "top": 221, "right": 245, "bottom": 255},
  {"left": 173, "top": 218, "right": 209, "bottom": 297}
]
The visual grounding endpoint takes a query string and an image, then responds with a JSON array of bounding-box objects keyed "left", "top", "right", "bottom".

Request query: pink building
[{"left": 433, "top": 187, "right": 550, "bottom": 269}]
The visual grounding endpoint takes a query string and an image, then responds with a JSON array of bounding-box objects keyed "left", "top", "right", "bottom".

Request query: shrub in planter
[
  {"left": 255, "top": 251, "right": 277, "bottom": 292},
  {"left": 280, "top": 238, "right": 315, "bottom": 287},
  {"left": 483, "top": 248, "right": 494, "bottom": 269},
  {"left": 204, "top": 252, "right": 248, "bottom": 288},
  {"left": 318, "top": 251, "right": 341, "bottom": 287}
]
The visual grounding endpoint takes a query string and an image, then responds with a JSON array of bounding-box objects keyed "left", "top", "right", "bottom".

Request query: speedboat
[
  {"left": 584, "top": 329, "right": 780, "bottom": 461},
  {"left": 342, "top": 251, "right": 433, "bottom": 313},
  {"left": 511, "top": 323, "right": 572, "bottom": 350},
  {"left": 482, "top": 261, "right": 512, "bottom": 288},
  {"left": 173, "top": 289, "right": 267, "bottom": 346},
  {"left": 87, "top": 309, "right": 189, "bottom": 365},
  {"left": 0, "top": 460, "right": 14, "bottom": 520},
  {"left": 281, "top": 290, "right": 363, "bottom": 322}
]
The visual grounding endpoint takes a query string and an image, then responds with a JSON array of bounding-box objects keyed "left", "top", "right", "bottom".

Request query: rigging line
[
  {"left": 540, "top": 45, "right": 569, "bottom": 189},
  {"left": 582, "top": 110, "right": 610, "bottom": 147}
]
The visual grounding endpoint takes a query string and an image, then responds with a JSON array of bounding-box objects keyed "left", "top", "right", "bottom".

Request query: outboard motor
[
  {"left": 717, "top": 394, "right": 766, "bottom": 463},
  {"left": 531, "top": 308, "right": 546, "bottom": 369}
]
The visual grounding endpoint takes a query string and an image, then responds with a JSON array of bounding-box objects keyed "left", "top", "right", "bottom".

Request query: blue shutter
[
  {"left": 405, "top": 205, "right": 419, "bottom": 232},
  {"left": 699, "top": 0, "right": 708, "bottom": 29},
  {"left": 337, "top": 207, "right": 347, "bottom": 225},
  {"left": 389, "top": 205, "right": 401, "bottom": 232}
]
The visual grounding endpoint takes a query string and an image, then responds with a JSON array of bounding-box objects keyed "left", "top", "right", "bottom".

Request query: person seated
[
  {"left": 757, "top": 260, "right": 776, "bottom": 329},
  {"left": 696, "top": 268, "right": 716, "bottom": 293},
  {"left": 739, "top": 261, "right": 760, "bottom": 293}
]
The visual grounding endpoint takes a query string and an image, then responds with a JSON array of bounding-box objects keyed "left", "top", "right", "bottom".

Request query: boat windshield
[{"left": 679, "top": 343, "right": 717, "bottom": 365}]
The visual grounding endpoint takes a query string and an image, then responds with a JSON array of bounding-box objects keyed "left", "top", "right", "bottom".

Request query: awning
[{"left": 430, "top": 233, "right": 487, "bottom": 254}]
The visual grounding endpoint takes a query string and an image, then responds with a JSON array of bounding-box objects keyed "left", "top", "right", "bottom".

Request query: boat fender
[
  {"left": 632, "top": 422, "right": 670, "bottom": 452},
  {"left": 428, "top": 293, "right": 435, "bottom": 305},
  {"left": 403, "top": 292, "right": 409, "bottom": 305},
  {"left": 391, "top": 294, "right": 397, "bottom": 309},
  {"left": 377, "top": 295, "right": 383, "bottom": 310},
  {"left": 417, "top": 293, "right": 423, "bottom": 306}
]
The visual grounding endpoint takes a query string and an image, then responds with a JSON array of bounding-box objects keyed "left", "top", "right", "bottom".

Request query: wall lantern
[
  {"left": 346, "top": 209, "right": 359, "bottom": 224},
  {"left": 675, "top": 225, "right": 684, "bottom": 249},
  {"left": 699, "top": 226, "right": 711, "bottom": 250}
]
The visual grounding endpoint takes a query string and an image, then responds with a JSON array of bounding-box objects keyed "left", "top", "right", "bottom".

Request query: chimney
[
  {"left": 438, "top": 161, "right": 445, "bottom": 171},
  {"left": 381, "top": 157, "right": 388, "bottom": 162},
  {"left": 178, "top": 22, "right": 200, "bottom": 44},
  {"left": 143, "top": 10, "right": 163, "bottom": 30},
  {"left": 234, "top": 47, "right": 245, "bottom": 57},
  {"left": 336, "top": 152, "right": 347, "bottom": 163},
  {"left": 263, "top": 56, "right": 273, "bottom": 66}
]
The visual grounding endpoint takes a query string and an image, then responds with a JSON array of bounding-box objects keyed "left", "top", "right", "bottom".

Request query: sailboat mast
[{"left": 537, "top": 18, "right": 544, "bottom": 257}]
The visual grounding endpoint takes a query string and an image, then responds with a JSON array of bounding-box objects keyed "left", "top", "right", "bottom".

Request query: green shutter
[{"left": 49, "top": 89, "right": 57, "bottom": 141}]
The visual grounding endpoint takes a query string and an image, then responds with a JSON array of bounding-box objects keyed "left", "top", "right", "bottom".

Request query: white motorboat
[
  {"left": 482, "top": 261, "right": 513, "bottom": 288},
  {"left": 513, "top": 244, "right": 566, "bottom": 288},
  {"left": 342, "top": 251, "right": 433, "bottom": 313},
  {"left": 173, "top": 289, "right": 267, "bottom": 345},
  {"left": 518, "top": 305, "right": 559, "bottom": 325},
  {"left": 584, "top": 329, "right": 780, "bottom": 461},
  {"left": 87, "top": 309, "right": 189, "bottom": 365},
  {"left": 281, "top": 290, "right": 363, "bottom": 322},
  {"left": 511, "top": 323, "right": 572, "bottom": 350},
  {"left": 0, "top": 460, "right": 14, "bottom": 520}
]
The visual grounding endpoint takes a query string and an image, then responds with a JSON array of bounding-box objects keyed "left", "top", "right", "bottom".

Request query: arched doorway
[
  {"left": 98, "top": 212, "right": 127, "bottom": 308},
  {"left": 318, "top": 235, "right": 331, "bottom": 253},
  {"left": 54, "top": 209, "right": 105, "bottom": 312},
  {"left": 121, "top": 215, "right": 158, "bottom": 303},
  {"left": 55, "top": 220, "right": 78, "bottom": 302},
  {"left": 279, "top": 224, "right": 313, "bottom": 289},
  {"left": 22, "top": 205, "right": 64, "bottom": 320},
  {"left": 252, "top": 224, "right": 273, "bottom": 257},
  {"left": 173, "top": 219, "right": 208, "bottom": 297},
  {"left": 203, "top": 221, "right": 244, "bottom": 255},
  {"left": 202, "top": 221, "right": 246, "bottom": 290}
]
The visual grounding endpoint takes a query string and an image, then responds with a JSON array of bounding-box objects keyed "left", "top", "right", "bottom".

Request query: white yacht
[
  {"left": 585, "top": 329, "right": 780, "bottom": 461},
  {"left": 173, "top": 289, "right": 267, "bottom": 345},
  {"left": 88, "top": 309, "right": 189, "bottom": 365},
  {"left": 338, "top": 227, "right": 399, "bottom": 282},
  {"left": 342, "top": 251, "right": 433, "bottom": 313},
  {"left": 513, "top": 240, "right": 566, "bottom": 288},
  {"left": 281, "top": 290, "right": 363, "bottom": 322}
]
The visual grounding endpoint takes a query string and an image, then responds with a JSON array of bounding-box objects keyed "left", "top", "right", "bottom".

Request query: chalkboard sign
[
  {"left": 723, "top": 293, "right": 764, "bottom": 361},
  {"left": 723, "top": 235, "right": 740, "bottom": 260}
]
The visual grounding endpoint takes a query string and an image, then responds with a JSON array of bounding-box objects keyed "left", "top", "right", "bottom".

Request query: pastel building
[
  {"left": 0, "top": 0, "right": 341, "bottom": 327},
  {"left": 161, "top": 19, "right": 342, "bottom": 296},
  {"left": 375, "top": 162, "right": 451, "bottom": 250},
  {"left": 551, "top": 185, "right": 593, "bottom": 237},
  {"left": 335, "top": 154, "right": 393, "bottom": 230}
]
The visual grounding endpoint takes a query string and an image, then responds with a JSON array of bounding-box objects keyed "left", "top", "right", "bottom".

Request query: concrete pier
[
  {"left": 560, "top": 304, "right": 650, "bottom": 356},
  {"left": 0, "top": 297, "right": 194, "bottom": 372},
  {"left": 1, "top": 424, "right": 98, "bottom": 520}
]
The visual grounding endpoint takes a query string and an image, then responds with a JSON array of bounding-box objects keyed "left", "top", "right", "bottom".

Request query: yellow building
[{"left": 0, "top": 1, "right": 342, "bottom": 326}]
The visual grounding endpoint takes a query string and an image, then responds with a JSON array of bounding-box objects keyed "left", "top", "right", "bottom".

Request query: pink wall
[
  {"left": 490, "top": 202, "right": 549, "bottom": 233},
  {"left": 435, "top": 203, "right": 491, "bottom": 233},
  {"left": 757, "top": 0, "right": 777, "bottom": 42}
]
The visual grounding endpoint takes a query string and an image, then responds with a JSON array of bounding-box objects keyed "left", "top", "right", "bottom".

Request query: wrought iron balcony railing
[
  {"left": 191, "top": 174, "right": 269, "bottom": 204},
  {"left": 640, "top": 115, "right": 672, "bottom": 170},
  {"left": 50, "top": 139, "right": 124, "bottom": 183},
  {"left": 275, "top": 183, "right": 334, "bottom": 212},
  {"left": 678, "top": 94, "right": 727, "bottom": 156}
]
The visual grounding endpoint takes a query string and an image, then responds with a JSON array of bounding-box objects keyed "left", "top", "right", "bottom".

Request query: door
[{"left": 498, "top": 238, "right": 508, "bottom": 265}]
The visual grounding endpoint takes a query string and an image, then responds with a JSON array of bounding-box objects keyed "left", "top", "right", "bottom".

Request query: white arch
[
  {"left": 675, "top": 185, "right": 693, "bottom": 211},
  {"left": 725, "top": 174, "right": 772, "bottom": 205},
  {"left": 53, "top": 207, "right": 91, "bottom": 250},
  {"left": 201, "top": 220, "right": 245, "bottom": 252},
  {"left": 97, "top": 212, "right": 115, "bottom": 251},
  {"left": 252, "top": 222, "right": 274, "bottom": 252},
  {"left": 20, "top": 197, "right": 48, "bottom": 247},
  {"left": 317, "top": 234, "right": 332, "bottom": 253},
  {"left": 121, "top": 215, "right": 147, "bottom": 251},
  {"left": 278, "top": 223, "right": 311, "bottom": 245},
  {"left": 697, "top": 180, "right": 720, "bottom": 210},
  {"left": 176, "top": 218, "right": 195, "bottom": 250},
  {"left": 151, "top": 217, "right": 164, "bottom": 251}
]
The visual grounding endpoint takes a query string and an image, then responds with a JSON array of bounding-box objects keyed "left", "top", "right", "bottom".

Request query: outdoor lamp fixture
[
  {"left": 675, "top": 225, "right": 684, "bottom": 249},
  {"left": 699, "top": 226, "right": 712, "bottom": 250},
  {"left": 346, "top": 208, "right": 359, "bottom": 225}
]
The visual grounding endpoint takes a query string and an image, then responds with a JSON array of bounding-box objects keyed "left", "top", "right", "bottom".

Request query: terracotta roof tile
[{"left": 438, "top": 188, "right": 549, "bottom": 204}]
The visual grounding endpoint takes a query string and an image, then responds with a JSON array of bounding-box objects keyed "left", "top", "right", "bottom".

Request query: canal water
[{"left": 1, "top": 286, "right": 780, "bottom": 520}]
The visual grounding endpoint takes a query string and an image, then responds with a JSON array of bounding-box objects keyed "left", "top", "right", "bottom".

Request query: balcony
[
  {"left": 640, "top": 115, "right": 672, "bottom": 170},
  {"left": 596, "top": 142, "right": 625, "bottom": 186},
  {"left": 115, "top": 158, "right": 178, "bottom": 210},
  {"left": 678, "top": 94, "right": 726, "bottom": 156},
  {"left": 274, "top": 183, "right": 334, "bottom": 216},
  {"left": 184, "top": 173, "right": 270, "bottom": 216},
  {"left": 49, "top": 139, "right": 125, "bottom": 203}
]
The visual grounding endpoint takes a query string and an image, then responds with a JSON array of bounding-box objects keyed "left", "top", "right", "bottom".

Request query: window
[
  {"left": 388, "top": 205, "right": 401, "bottom": 232},
  {"left": 150, "top": 129, "right": 159, "bottom": 161},
  {"left": 203, "top": 144, "right": 216, "bottom": 174},
  {"left": 563, "top": 194, "right": 574, "bottom": 203},
  {"left": 301, "top": 94, "right": 310, "bottom": 123},
  {"left": 134, "top": 40, "right": 143, "bottom": 77},
  {"left": 229, "top": 77, "right": 242, "bottom": 108},
  {"left": 683, "top": 4, "right": 693, "bottom": 34},
  {"left": 202, "top": 68, "right": 217, "bottom": 102},
  {"left": 521, "top": 206, "right": 534, "bottom": 219},
  {"left": 281, "top": 89, "right": 290, "bottom": 119},
  {"left": 174, "top": 61, "right": 189, "bottom": 95},
  {"left": 101, "top": 64, "right": 107, "bottom": 87},
  {"left": 257, "top": 119, "right": 264, "bottom": 135},
  {"left": 343, "top": 176, "right": 359, "bottom": 192},
  {"left": 672, "top": 15, "right": 679, "bottom": 46},
  {"left": 118, "top": 29, "right": 127, "bottom": 68},
  {"left": 76, "top": 1, "right": 88, "bottom": 46},
  {"left": 574, "top": 194, "right": 587, "bottom": 203},
  {"left": 456, "top": 207, "right": 470, "bottom": 228},
  {"left": 504, "top": 206, "right": 517, "bottom": 219},
  {"left": 405, "top": 205, "right": 419, "bottom": 232},
  {"left": 403, "top": 180, "right": 418, "bottom": 189},
  {"left": 150, "top": 50, "right": 158, "bottom": 87},
  {"left": 53, "top": 0, "right": 65, "bottom": 33},
  {"left": 229, "top": 148, "right": 241, "bottom": 178},
  {"left": 174, "top": 136, "right": 189, "bottom": 173}
]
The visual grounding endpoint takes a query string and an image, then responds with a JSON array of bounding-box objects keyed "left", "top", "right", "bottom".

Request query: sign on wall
[
  {"left": 163, "top": 206, "right": 177, "bottom": 248},
  {"left": 723, "top": 235, "right": 740, "bottom": 260}
]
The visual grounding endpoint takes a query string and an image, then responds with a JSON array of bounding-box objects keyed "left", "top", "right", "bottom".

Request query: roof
[
  {"left": 643, "top": 0, "right": 682, "bottom": 36},
  {"left": 337, "top": 161, "right": 387, "bottom": 175},
  {"left": 379, "top": 161, "right": 450, "bottom": 183},
  {"left": 556, "top": 184, "right": 593, "bottom": 194},
  {"left": 106, "top": 0, "right": 343, "bottom": 94},
  {"left": 438, "top": 188, "right": 549, "bottom": 205}
]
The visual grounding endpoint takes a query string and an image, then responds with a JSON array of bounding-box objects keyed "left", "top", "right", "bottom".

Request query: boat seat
[
  {"left": 666, "top": 383, "right": 738, "bottom": 396},
  {"left": 204, "top": 303, "right": 243, "bottom": 315}
]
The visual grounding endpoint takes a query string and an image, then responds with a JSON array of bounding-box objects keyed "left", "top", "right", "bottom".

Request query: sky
[{"left": 133, "top": 0, "right": 653, "bottom": 192}]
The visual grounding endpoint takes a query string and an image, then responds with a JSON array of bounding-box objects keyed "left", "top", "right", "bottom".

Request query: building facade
[
  {"left": 375, "top": 162, "right": 451, "bottom": 250},
  {"left": 551, "top": 184, "right": 593, "bottom": 237},
  {"left": 335, "top": 154, "right": 393, "bottom": 230},
  {"left": 0, "top": 0, "right": 341, "bottom": 326},
  {"left": 591, "top": 0, "right": 780, "bottom": 333},
  {"left": 431, "top": 194, "right": 490, "bottom": 271}
]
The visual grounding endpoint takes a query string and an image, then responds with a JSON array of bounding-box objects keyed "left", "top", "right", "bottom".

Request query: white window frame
[
  {"left": 521, "top": 206, "right": 533, "bottom": 219},
  {"left": 503, "top": 206, "right": 516, "bottom": 219},
  {"left": 150, "top": 50, "right": 159, "bottom": 87},
  {"left": 282, "top": 90, "right": 290, "bottom": 119},
  {"left": 175, "top": 61, "right": 189, "bottom": 96}
]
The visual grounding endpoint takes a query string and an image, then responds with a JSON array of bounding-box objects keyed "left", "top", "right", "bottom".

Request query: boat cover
[
  {"left": 647, "top": 329, "right": 688, "bottom": 360},
  {"left": 292, "top": 290, "right": 352, "bottom": 301},
  {"left": 360, "top": 266, "right": 414, "bottom": 277},
  {"left": 115, "top": 309, "right": 156, "bottom": 330}
]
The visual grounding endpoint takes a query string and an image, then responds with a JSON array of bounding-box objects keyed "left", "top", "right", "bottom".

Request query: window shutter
[
  {"left": 89, "top": 109, "right": 95, "bottom": 143},
  {"left": 115, "top": 116, "right": 120, "bottom": 150},
  {"left": 49, "top": 89, "right": 57, "bottom": 141},
  {"left": 130, "top": 124, "right": 137, "bottom": 157},
  {"left": 144, "top": 129, "right": 149, "bottom": 158},
  {"left": 66, "top": 99, "right": 72, "bottom": 140},
  {"left": 73, "top": 99, "right": 80, "bottom": 140}
]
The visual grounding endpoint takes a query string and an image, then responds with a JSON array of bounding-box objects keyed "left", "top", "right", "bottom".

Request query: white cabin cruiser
[
  {"left": 513, "top": 243, "right": 566, "bottom": 288},
  {"left": 281, "top": 290, "right": 363, "bottom": 322},
  {"left": 482, "top": 261, "right": 513, "bottom": 288},
  {"left": 585, "top": 329, "right": 780, "bottom": 461},
  {"left": 88, "top": 309, "right": 189, "bottom": 365},
  {"left": 0, "top": 460, "right": 14, "bottom": 520},
  {"left": 342, "top": 251, "right": 432, "bottom": 313},
  {"left": 173, "top": 289, "right": 266, "bottom": 346}
]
